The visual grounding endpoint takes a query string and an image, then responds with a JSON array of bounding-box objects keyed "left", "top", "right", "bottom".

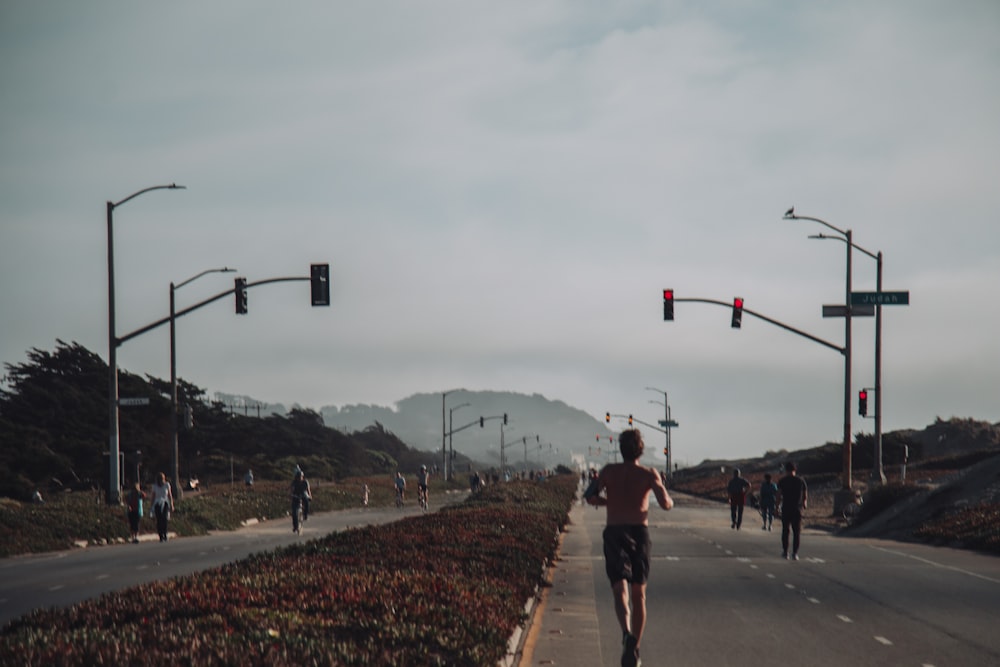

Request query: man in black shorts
[{"left": 585, "top": 429, "right": 673, "bottom": 667}]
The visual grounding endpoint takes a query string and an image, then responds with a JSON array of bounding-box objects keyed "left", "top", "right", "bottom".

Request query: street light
[
  {"left": 107, "top": 184, "right": 185, "bottom": 504},
  {"left": 448, "top": 402, "right": 471, "bottom": 481},
  {"left": 170, "top": 267, "right": 236, "bottom": 500},
  {"left": 784, "top": 208, "right": 854, "bottom": 493},
  {"left": 811, "top": 233, "right": 886, "bottom": 485},
  {"left": 441, "top": 389, "right": 461, "bottom": 479},
  {"left": 646, "top": 386, "right": 672, "bottom": 480}
]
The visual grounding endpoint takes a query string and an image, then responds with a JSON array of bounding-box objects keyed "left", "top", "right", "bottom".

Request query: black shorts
[{"left": 603, "top": 525, "right": 651, "bottom": 585}]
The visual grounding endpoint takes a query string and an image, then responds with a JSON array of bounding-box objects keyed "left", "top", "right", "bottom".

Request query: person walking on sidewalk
[
  {"left": 150, "top": 472, "right": 174, "bottom": 542},
  {"left": 776, "top": 461, "right": 808, "bottom": 560},
  {"left": 584, "top": 428, "right": 674, "bottom": 667}
]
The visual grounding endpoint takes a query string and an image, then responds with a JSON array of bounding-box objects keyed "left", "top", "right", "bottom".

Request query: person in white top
[{"left": 150, "top": 472, "right": 175, "bottom": 542}]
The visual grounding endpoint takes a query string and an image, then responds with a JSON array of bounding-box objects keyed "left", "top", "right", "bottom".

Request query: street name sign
[
  {"left": 119, "top": 397, "right": 150, "bottom": 406},
  {"left": 850, "top": 291, "right": 910, "bottom": 306},
  {"left": 823, "top": 304, "right": 875, "bottom": 318},
  {"left": 658, "top": 420, "right": 679, "bottom": 428}
]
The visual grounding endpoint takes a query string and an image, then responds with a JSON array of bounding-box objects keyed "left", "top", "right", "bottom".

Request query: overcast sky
[{"left": 2, "top": 1, "right": 998, "bottom": 466}]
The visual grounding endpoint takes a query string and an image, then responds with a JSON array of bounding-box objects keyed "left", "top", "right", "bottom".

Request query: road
[
  {"left": 528, "top": 493, "right": 1000, "bottom": 667},
  {"left": 0, "top": 499, "right": 438, "bottom": 627}
]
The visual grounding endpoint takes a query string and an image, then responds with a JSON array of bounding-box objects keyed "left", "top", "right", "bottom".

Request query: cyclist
[
  {"left": 417, "top": 465, "right": 429, "bottom": 509},
  {"left": 394, "top": 471, "right": 406, "bottom": 507},
  {"left": 290, "top": 470, "right": 311, "bottom": 533}
]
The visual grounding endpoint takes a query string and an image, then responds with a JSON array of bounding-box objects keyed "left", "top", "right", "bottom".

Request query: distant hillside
[
  {"left": 317, "top": 391, "right": 614, "bottom": 470},
  {"left": 678, "top": 416, "right": 1000, "bottom": 482}
]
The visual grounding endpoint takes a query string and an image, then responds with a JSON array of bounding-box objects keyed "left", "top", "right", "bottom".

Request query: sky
[{"left": 2, "top": 1, "right": 998, "bottom": 467}]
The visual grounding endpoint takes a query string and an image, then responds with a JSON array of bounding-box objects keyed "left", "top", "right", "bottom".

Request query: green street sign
[
  {"left": 850, "top": 291, "right": 909, "bottom": 306},
  {"left": 658, "top": 419, "right": 679, "bottom": 428}
]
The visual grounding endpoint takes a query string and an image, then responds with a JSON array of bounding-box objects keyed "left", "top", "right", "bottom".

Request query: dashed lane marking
[{"left": 874, "top": 636, "right": 893, "bottom": 646}]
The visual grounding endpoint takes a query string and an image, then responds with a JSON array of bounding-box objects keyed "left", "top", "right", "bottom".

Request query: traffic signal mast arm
[
  {"left": 117, "top": 274, "right": 328, "bottom": 346},
  {"left": 672, "top": 297, "right": 845, "bottom": 355},
  {"left": 447, "top": 418, "right": 485, "bottom": 438},
  {"left": 608, "top": 413, "right": 667, "bottom": 434}
]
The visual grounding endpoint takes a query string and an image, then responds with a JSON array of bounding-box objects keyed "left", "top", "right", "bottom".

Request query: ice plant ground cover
[{"left": 0, "top": 475, "right": 577, "bottom": 666}]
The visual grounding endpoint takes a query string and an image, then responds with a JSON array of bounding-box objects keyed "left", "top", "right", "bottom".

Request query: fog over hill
[{"left": 216, "top": 390, "right": 620, "bottom": 470}]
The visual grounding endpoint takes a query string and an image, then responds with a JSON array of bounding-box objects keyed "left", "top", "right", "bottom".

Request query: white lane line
[
  {"left": 837, "top": 615, "right": 853, "bottom": 623},
  {"left": 766, "top": 573, "right": 776, "bottom": 579},
  {"left": 48, "top": 585, "right": 63, "bottom": 591},
  {"left": 95, "top": 573, "right": 110, "bottom": 580},
  {"left": 784, "top": 583, "right": 795, "bottom": 590},
  {"left": 874, "top": 636, "right": 893, "bottom": 646},
  {"left": 868, "top": 545, "right": 1000, "bottom": 584},
  {"left": 807, "top": 597, "right": 820, "bottom": 604}
]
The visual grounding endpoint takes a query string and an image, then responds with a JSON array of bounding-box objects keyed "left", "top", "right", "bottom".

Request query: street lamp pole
[
  {"left": 441, "top": 390, "right": 459, "bottom": 479},
  {"left": 170, "top": 267, "right": 235, "bottom": 501},
  {"left": 784, "top": 209, "right": 854, "bottom": 492},
  {"left": 448, "top": 402, "right": 471, "bottom": 481},
  {"left": 812, "top": 233, "right": 885, "bottom": 485},
  {"left": 107, "top": 184, "right": 185, "bottom": 504}
]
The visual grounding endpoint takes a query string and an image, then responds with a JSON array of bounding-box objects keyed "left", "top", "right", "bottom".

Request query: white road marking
[
  {"left": 807, "top": 597, "right": 820, "bottom": 604},
  {"left": 868, "top": 545, "right": 1000, "bottom": 584},
  {"left": 837, "top": 615, "right": 853, "bottom": 623},
  {"left": 874, "top": 636, "right": 893, "bottom": 646}
]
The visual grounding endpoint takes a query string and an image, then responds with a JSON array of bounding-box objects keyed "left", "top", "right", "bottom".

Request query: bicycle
[
  {"left": 395, "top": 488, "right": 404, "bottom": 509},
  {"left": 418, "top": 485, "right": 428, "bottom": 512}
]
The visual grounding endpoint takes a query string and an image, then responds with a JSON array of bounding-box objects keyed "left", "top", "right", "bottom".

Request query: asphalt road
[
  {"left": 0, "top": 498, "right": 441, "bottom": 628},
  {"left": 528, "top": 493, "right": 1000, "bottom": 667}
]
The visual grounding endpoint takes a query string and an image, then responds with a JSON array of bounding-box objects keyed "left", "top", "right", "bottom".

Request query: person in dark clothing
[
  {"left": 726, "top": 469, "right": 751, "bottom": 530},
  {"left": 776, "top": 461, "right": 808, "bottom": 560},
  {"left": 759, "top": 473, "right": 778, "bottom": 531}
]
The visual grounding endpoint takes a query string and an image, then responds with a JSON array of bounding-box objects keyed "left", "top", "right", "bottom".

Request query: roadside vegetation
[
  {"left": 0, "top": 476, "right": 468, "bottom": 558},
  {"left": 0, "top": 475, "right": 577, "bottom": 666}
]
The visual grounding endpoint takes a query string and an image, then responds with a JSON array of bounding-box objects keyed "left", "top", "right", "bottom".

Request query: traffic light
[
  {"left": 503, "top": 413, "right": 508, "bottom": 425},
  {"left": 859, "top": 390, "right": 868, "bottom": 417},
  {"left": 605, "top": 412, "right": 610, "bottom": 423},
  {"left": 663, "top": 289, "right": 674, "bottom": 321},
  {"left": 628, "top": 414, "right": 633, "bottom": 426},
  {"left": 480, "top": 416, "right": 485, "bottom": 428},
  {"left": 235, "top": 277, "right": 248, "bottom": 314},
  {"left": 183, "top": 404, "right": 194, "bottom": 430},
  {"left": 731, "top": 297, "right": 744, "bottom": 329},
  {"left": 663, "top": 447, "right": 668, "bottom": 456},
  {"left": 310, "top": 263, "right": 330, "bottom": 306}
]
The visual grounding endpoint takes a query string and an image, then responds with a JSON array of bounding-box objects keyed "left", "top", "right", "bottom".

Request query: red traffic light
[
  {"left": 731, "top": 297, "right": 743, "bottom": 329},
  {"left": 663, "top": 289, "right": 674, "bottom": 321}
]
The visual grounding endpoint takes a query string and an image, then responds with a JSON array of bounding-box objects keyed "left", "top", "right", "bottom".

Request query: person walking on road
[
  {"left": 727, "top": 468, "right": 751, "bottom": 530},
  {"left": 584, "top": 428, "right": 674, "bottom": 667},
  {"left": 759, "top": 473, "right": 778, "bottom": 531},
  {"left": 776, "top": 461, "right": 808, "bottom": 560},
  {"left": 151, "top": 472, "right": 174, "bottom": 542}
]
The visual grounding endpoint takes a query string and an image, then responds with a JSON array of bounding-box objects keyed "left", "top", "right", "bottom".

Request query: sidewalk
[{"left": 520, "top": 500, "right": 605, "bottom": 666}]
